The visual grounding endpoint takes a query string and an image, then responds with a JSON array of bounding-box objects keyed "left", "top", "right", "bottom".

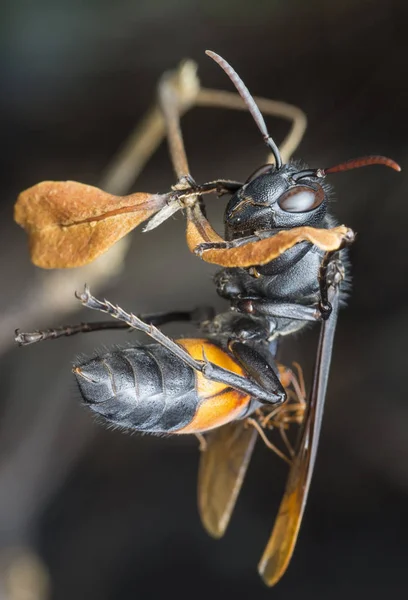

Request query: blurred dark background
[{"left": 1, "top": 1, "right": 407, "bottom": 598}]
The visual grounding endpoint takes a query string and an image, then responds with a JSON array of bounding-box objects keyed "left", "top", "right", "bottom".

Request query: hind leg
[
  {"left": 15, "top": 306, "right": 215, "bottom": 347},
  {"left": 78, "top": 286, "right": 285, "bottom": 406}
]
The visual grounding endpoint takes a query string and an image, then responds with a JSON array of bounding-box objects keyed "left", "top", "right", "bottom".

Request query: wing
[
  {"left": 198, "top": 421, "right": 257, "bottom": 538},
  {"left": 258, "top": 287, "right": 340, "bottom": 586}
]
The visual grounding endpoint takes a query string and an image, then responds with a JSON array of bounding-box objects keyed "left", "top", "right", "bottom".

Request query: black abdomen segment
[{"left": 74, "top": 344, "right": 199, "bottom": 433}]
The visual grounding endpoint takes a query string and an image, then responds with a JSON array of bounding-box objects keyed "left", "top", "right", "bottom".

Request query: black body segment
[{"left": 75, "top": 344, "right": 198, "bottom": 432}]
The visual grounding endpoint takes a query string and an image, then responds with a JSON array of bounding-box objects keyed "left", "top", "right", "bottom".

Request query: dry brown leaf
[
  {"left": 191, "top": 224, "right": 351, "bottom": 268},
  {"left": 14, "top": 181, "right": 168, "bottom": 268}
]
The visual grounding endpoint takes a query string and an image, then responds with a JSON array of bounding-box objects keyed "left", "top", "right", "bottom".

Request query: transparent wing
[
  {"left": 198, "top": 421, "right": 257, "bottom": 538},
  {"left": 258, "top": 288, "right": 340, "bottom": 586},
  {"left": 258, "top": 419, "right": 314, "bottom": 585}
]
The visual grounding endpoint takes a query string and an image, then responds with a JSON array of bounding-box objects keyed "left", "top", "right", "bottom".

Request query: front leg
[
  {"left": 234, "top": 243, "right": 352, "bottom": 324},
  {"left": 234, "top": 299, "right": 321, "bottom": 322},
  {"left": 318, "top": 251, "right": 349, "bottom": 319},
  {"left": 234, "top": 255, "right": 349, "bottom": 323}
]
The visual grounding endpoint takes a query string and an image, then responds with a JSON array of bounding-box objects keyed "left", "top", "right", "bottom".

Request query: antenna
[
  {"left": 206, "top": 50, "right": 283, "bottom": 169},
  {"left": 292, "top": 155, "right": 401, "bottom": 181}
]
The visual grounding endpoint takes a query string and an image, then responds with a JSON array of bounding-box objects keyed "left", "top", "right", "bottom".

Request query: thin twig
[{"left": 196, "top": 88, "right": 307, "bottom": 162}]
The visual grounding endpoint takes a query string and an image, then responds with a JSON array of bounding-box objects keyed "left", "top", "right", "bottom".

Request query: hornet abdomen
[{"left": 74, "top": 339, "right": 251, "bottom": 434}]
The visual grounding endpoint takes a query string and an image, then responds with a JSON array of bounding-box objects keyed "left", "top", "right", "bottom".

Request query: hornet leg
[
  {"left": 234, "top": 299, "right": 322, "bottom": 322},
  {"left": 233, "top": 238, "right": 353, "bottom": 321},
  {"left": 318, "top": 251, "right": 349, "bottom": 319},
  {"left": 229, "top": 340, "right": 286, "bottom": 403},
  {"left": 78, "top": 286, "right": 284, "bottom": 406},
  {"left": 15, "top": 306, "right": 215, "bottom": 347}
]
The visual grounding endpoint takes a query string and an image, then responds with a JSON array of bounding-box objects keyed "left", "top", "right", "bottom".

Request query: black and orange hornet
[{"left": 14, "top": 51, "right": 400, "bottom": 585}]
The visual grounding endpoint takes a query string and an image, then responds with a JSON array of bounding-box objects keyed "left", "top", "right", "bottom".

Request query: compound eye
[
  {"left": 245, "top": 164, "right": 274, "bottom": 183},
  {"left": 278, "top": 185, "right": 324, "bottom": 212}
]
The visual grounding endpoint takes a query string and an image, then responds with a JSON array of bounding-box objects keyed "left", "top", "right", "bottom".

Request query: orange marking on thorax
[{"left": 175, "top": 339, "right": 251, "bottom": 434}]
